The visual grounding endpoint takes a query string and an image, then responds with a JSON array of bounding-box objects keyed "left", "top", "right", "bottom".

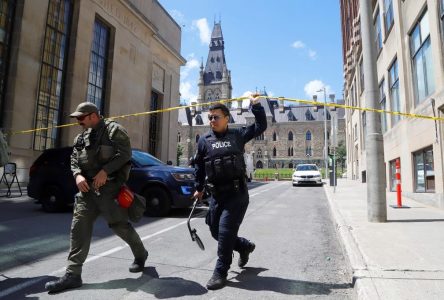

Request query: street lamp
[{"left": 316, "top": 87, "right": 328, "bottom": 179}]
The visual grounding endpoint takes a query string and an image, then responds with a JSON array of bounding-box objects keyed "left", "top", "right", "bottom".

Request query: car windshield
[
  {"left": 296, "top": 165, "right": 318, "bottom": 171},
  {"left": 132, "top": 150, "right": 165, "bottom": 167}
]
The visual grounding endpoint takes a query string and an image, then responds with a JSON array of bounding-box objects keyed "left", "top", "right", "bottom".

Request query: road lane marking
[
  {"left": 0, "top": 219, "right": 191, "bottom": 298},
  {"left": 1, "top": 181, "right": 287, "bottom": 298}
]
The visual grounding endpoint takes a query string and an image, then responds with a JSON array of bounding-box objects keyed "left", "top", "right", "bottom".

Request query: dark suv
[{"left": 28, "top": 148, "right": 195, "bottom": 217}]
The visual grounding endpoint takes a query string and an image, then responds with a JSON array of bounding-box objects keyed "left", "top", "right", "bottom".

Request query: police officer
[
  {"left": 193, "top": 95, "right": 267, "bottom": 290},
  {"left": 45, "top": 102, "right": 148, "bottom": 293}
]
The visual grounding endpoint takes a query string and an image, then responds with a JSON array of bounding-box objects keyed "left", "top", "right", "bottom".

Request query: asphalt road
[{"left": 0, "top": 181, "right": 353, "bottom": 299}]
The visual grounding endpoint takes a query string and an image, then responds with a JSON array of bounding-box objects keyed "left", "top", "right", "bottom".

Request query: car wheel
[
  {"left": 41, "top": 185, "right": 66, "bottom": 213},
  {"left": 143, "top": 186, "right": 171, "bottom": 217}
]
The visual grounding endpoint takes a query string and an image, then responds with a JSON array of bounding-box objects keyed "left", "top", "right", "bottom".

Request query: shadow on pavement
[
  {"left": 0, "top": 275, "right": 57, "bottom": 299},
  {"left": 227, "top": 267, "right": 352, "bottom": 296},
  {"left": 81, "top": 267, "right": 207, "bottom": 298}
]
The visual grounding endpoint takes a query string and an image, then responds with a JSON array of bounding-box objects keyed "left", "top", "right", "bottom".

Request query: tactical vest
[
  {"left": 203, "top": 129, "right": 246, "bottom": 185},
  {"left": 74, "top": 120, "right": 128, "bottom": 181}
]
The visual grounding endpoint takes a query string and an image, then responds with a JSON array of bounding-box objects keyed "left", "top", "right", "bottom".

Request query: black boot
[
  {"left": 238, "top": 242, "right": 255, "bottom": 268},
  {"left": 45, "top": 273, "right": 82, "bottom": 293},
  {"left": 129, "top": 250, "right": 148, "bottom": 273},
  {"left": 206, "top": 273, "right": 227, "bottom": 290}
]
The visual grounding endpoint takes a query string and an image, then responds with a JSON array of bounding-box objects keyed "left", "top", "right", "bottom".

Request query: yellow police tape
[{"left": 10, "top": 95, "right": 443, "bottom": 135}]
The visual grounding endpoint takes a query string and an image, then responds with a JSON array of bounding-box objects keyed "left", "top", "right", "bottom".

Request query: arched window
[
  {"left": 288, "top": 147, "right": 291, "bottom": 156},
  {"left": 177, "top": 132, "right": 181, "bottom": 143},
  {"left": 273, "top": 147, "right": 277, "bottom": 157},
  {"left": 256, "top": 161, "right": 263, "bottom": 169},
  {"left": 288, "top": 131, "right": 293, "bottom": 141},
  {"left": 195, "top": 134, "right": 200, "bottom": 143},
  {"left": 306, "top": 130, "right": 312, "bottom": 141},
  {"left": 195, "top": 115, "right": 203, "bottom": 125},
  {"left": 257, "top": 148, "right": 262, "bottom": 158},
  {"left": 255, "top": 133, "right": 265, "bottom": 140},
  {"left": 289, "top": 162, "right": 294, "bottom": 169},
  {"left": 305, "top": 109, "right": 315, "bottom": 121},
  {"left": 291, "top": 147, "right": 294, "bottom": 156},
  {"left": 272, "top": 132, "right": 277, "bottom": 141}
]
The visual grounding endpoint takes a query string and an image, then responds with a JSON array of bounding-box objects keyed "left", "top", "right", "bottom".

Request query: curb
[{"left": 323, "top": 184, "right": 380, "bottom": 299}]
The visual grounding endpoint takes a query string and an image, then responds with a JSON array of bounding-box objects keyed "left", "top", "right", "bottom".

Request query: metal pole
[
  {"left": 323, "top": 88, "right": 328, "bottom": 180},
  {"left": 360, "top": 0, "right": 387, "bottom": 222}
]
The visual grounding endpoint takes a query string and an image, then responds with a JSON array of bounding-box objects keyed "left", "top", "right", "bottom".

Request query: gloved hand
[{"left": 250, "top": 93, "right": 260, "bottom": 105}]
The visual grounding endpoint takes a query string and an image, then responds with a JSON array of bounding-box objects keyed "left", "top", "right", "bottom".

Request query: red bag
[{"left": 117, "top": 185, "right": 134, "bottom": 208}]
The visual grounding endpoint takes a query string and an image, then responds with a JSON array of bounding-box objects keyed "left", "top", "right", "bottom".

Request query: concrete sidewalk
[{"left": 324, "top": 179, "right": 444, "bottom": 300}]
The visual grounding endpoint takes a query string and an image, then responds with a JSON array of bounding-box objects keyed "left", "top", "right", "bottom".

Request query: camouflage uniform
[{"left": 67, "top": 118, "right": 145, "bottom": 275}]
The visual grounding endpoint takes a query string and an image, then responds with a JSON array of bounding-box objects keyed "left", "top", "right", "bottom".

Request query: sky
[{"left": 160, "top": 0, "right": 344, "bottom": 106}]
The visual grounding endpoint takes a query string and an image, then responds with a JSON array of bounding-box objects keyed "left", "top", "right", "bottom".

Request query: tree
[
  {"left": 336, "top": 140, "right": 347, "bottom": 172},
  {"left": 176, "top": 144, "right": 184, "bottom": 166}
]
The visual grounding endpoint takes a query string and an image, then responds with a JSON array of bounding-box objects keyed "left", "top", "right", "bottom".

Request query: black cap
[{"left": 69, "top": 102, "right": 99, "bottom": 117}]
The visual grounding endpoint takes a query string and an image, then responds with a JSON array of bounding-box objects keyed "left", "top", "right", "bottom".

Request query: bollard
[
  {"left": 396, "top": 158, "right": 402, "bottom": 207},
  {"left": 274, "top": 172, "right": 279, "bottom": 181}
]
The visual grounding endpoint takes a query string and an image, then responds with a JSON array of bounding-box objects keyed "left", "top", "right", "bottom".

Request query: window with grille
[
  {"left": 34, "top": 0, "right": 72, "bottom": 150},
  {"left": 87, "top": 19, "right": 110, "bottom": 113},
  {"left": 0, "top": 0, "right": 15, "bottom": 126}
]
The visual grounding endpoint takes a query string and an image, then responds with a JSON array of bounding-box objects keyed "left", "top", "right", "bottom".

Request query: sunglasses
[
  {"left": 208, "top": 115, "right": 224, "bottom": 121},
  {"left": 76, "top": 113, "right": 92, "bottom": 121}
]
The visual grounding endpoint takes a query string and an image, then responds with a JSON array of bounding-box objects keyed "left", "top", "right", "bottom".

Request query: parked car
[
  {"left": 27, "top": 148, "right": 195, "bottom": 216},
  {"left": 292, "top": 164, "right": 323, "bottom": 186}
]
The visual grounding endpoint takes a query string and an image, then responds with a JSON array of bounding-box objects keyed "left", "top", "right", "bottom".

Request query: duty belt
[{"left": 206, "top": 179, "right": 245, "bottom": 196}]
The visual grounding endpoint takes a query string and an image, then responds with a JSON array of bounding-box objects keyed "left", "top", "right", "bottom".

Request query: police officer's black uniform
[{"left": 194, "top": 102, "right": 267, "bottom": 289}]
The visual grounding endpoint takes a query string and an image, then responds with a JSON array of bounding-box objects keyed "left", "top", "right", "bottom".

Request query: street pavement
[
  {"left": 0, "top": 182, "right": 352, "bottom": 299},
  {"left": 324, "top": 178, "right": 444, "bottom": 299}
]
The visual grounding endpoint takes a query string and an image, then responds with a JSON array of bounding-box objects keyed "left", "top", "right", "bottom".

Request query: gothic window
[
  {"left": 272, "top": 132, "right": 277, "bottom": 141},
  {"left": 177, "top": 132, "right": 181, "bottom": 142},
  {"left": 273, "top": 147, "right": 277, "bottom": 157},
  {"left": 288, "top": 131, "right": 293, "bottom": 141},
  {"left": 211, "top": 57, "right": 214, "bottom": 63},
  {"left": 291, "top": 147, "right": 294, "bottom": 156},
  {"left": 255, "top": 133, "right": 264, "bottom": 140},
  {"left": 289, "top": 162, "right": 294, "bottom": 168},
  {"left": 257, "top": 148, "right": 262, "bottom": 158},
  {"left": 216, "top": 56, "right": 220, "bottom": 62},
  {"left": 305, "top": 109, "right": 315, "bottom": 121},
  {"left": 195, "top": 134, "right": 200, "bottom": 143},
  {"left": 288, "top": 147, "right": 291, "bottom": 156},
  {"left": 256, "top": 161, "right": 263, "bottom": 169},
  {"left": 216, "top": 71, "right": 222, "bottom": 80},
  {"left": 195, "top": 114, "right": 203, "bottom": 125},
  {"left": 206, "top": 90, "right": 213, "bottom": 101},
  {"left": 288, "top": 111, "right": 297, "bottom": 121},
  {"left": 306, "top": 130, "right": 312, "bottom": 140}
]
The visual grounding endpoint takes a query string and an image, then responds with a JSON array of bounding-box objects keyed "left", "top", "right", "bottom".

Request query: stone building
[
  {"left": 0, "top": 0, "right": 185, "bottom": 182},
  {"left": 340, "top": 0, "right": 444, "bottom": 208},
  {"left": 178, "top": 22, "right": 345, "bottom": 170}
]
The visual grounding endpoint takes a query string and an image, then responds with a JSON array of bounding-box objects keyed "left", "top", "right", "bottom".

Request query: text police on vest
[{"left": 212, "top": 141, "right": 231, "bottom": 149}]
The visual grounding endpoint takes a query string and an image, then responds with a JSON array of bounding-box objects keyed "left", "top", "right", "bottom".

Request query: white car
[{"left": 292, "top": 164, "right": 323, "bottom": 186}]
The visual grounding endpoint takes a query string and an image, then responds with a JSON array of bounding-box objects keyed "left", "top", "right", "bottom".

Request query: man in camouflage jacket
[{"left": 45, "top": 102, "right": 147, "bottom": 293}]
